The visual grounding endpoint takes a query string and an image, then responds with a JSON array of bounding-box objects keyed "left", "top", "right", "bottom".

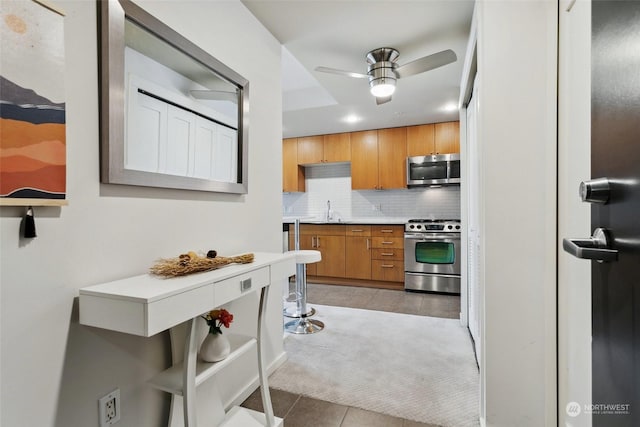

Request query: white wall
[
  {"left": 0, "top": 1, "right": 282, "bottom": 426},
  {"left": 283, "top": 163, "right": 461, "bottom": 221},
  {"left": 558, "top": 0, "right": 592, "bottom": 425},
  {"left": 476, "top": 1, "right": 558, "bottom": 425}
]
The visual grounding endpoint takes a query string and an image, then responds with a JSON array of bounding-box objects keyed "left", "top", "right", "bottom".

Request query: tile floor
[{"left": 240, "top": 283, "right": 460, "bottom": 426}]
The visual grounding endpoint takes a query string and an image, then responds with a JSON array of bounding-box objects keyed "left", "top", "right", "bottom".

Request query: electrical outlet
[{"left": 99, "top": 389, "right": 121, "bottom": 426}]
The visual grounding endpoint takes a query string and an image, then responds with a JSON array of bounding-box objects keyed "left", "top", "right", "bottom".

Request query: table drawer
[{"left": 215, "top": 266, "right": 270, "bottom": 306}]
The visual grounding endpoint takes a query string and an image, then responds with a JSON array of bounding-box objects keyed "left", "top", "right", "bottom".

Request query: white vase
[{"left": 199, "top": 333, "right": 231, "bottom": 362}]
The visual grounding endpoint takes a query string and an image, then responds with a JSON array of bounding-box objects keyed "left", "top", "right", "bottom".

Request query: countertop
[{"left": 282, "top": 216, "right": 408, "bottom": 225}]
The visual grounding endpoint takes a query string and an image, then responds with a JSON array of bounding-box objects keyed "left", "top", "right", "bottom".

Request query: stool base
[{"left": 284, "top": 318, "right": 324, "bottom": 334}]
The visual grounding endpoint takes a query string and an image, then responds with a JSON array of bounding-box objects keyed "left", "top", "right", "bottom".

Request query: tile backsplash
[{"left": 282, "top": 163, "right": 460, "bottom": 220}]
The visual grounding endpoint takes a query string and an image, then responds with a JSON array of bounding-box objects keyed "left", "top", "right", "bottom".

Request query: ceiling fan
[{"left": 315, "top": 47, "right": 457, "bottom": 105}]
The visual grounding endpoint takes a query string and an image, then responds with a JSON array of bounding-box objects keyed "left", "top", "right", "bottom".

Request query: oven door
[{"left": 404, "top": 233, "right": 461, "bottom": 276}]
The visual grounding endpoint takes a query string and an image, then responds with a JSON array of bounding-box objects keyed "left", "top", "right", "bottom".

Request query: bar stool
[
  {"left": 284, "top": 249, "right": 324, "bottom": 334},
  {"left": 283, "top": 248, "right": 319, "bottom": 319}
]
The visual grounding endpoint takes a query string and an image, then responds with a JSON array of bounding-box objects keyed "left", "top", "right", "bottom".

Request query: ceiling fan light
[{"left": 370, "top": 81, "right": 396, "bottom": 98}]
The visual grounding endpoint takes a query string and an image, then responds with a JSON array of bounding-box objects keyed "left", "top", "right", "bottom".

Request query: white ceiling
[{"left": 241, "top": 0, "right": 475, "bottom": 138}]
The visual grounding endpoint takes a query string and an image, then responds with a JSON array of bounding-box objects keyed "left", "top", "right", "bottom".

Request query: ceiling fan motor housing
[
  {"left": 366, "top": 48, "right": 399, "bottom": 93},
  {"left": 367, "top": 61, "right": 398, "bottom": 88}
]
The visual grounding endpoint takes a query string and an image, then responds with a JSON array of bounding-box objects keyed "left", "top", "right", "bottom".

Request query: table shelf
[{"left": 148, "top": 334, "right": 256, "bottom": 396}]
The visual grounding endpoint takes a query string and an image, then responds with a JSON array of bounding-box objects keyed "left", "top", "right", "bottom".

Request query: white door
[{"left": 466, "top": 78, "right": 481, "bottom": 364}]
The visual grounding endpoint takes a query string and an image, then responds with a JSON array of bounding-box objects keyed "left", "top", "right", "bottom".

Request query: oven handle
[{"left": 404, "top": 233, "right": 461, "bottom": 241}]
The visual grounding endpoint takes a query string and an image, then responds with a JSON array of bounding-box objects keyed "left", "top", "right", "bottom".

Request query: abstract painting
[{"left": 0, "top": 0, "right": 66, "bottom": 206}]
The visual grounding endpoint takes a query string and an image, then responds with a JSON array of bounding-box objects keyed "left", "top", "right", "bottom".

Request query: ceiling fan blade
[
  {"left": 190, "top": 90, "right": 238, "bottom": 102},
  {"left": 376, "top": 95, "right": 392, "bottom": 105},
  {"left": 315, "top": 66, "right": 368, "bottom": 79},
  {"left": 395, "top": 49, "right": 457, "bottom": 78}
]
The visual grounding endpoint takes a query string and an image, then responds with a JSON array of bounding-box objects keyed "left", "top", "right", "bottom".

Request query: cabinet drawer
[
  {"left": 215, "top": 267, "right": 270, "bottom": 306},
  {"left": 345, "top": 225, "right": 371, "bottom": 236},
  {"left": 372, "top": 260, "right": 404, "bottom": 282},
  {"left": 371, "top": 248, "right": 403, "bottom": 261},
  {"left": 372, "top": 225, "right": 403, "bottom": 237},
  {"left": 298, "top": 224, "right": 345, "bottom": 236},
  {"left": 372, "top": 236, "right": 403, "bottom": 249}
]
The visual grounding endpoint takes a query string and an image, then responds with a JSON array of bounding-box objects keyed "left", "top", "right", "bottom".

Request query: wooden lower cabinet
[
  {"left": 345, "top": 226, "right": 372, "bottom": 280},
  {"left": 289, "top": 224, "right": 345, "bottom": 278},
  {"left": 315, "top": 234, "right": 346, "bottom": 277},
  {"left": 371, "top": 225, "right": 404, "bottom": 283},
  {"left": 287, "top": 223, "right": 404, "bottom": 286}
]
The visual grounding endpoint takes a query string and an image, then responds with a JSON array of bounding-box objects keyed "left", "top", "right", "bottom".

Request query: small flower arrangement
[{"left": 202, "top": 309, "right": 234, "bottom": 335}]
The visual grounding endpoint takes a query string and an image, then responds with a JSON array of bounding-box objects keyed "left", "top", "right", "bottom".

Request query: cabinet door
[
  {"left": 345, "top": 236, "right": 371, "bottom": 280},
  {"left": 323, "top": 133, "right": 351, "bottom": 162},
  {"left": 434, "top": 121, "right": 460, "bottom": 154},
  {"left": 289, "top": 231, "right": 317, "bottom": 275},
  {"left": 315, "top": 235, "right": 346, "bottom": 278},
  {"left": 377, "top": 127, "right": 407, "bottom": 189},
  {"left": 406, "top": 124, "right": 435, "bottom": 156},
  {"left": 350, "top": 130, "right": 379, "bottom": 190},
  {"left": 297, "top": 135, "right": 324, "bottom": 165},
  {"left": 283, "top": 138, "right": 305, "bottom": 192}
]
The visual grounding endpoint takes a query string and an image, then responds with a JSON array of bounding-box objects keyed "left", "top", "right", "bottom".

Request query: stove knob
[
  {"left": 409, "top": 225, "right": 414, "bottom": 229},
  {"left": 416, "top": 225, "right": 422, "bottom": 230},
  {"left": 447, "top": 225, "right": 453, "bottom": 230},
  {"left": 455, "top": 225, "right": 461, "bottom": 230}
]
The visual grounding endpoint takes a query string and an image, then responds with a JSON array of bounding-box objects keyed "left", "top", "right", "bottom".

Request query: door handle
[{"left": 562, "top": 228, "right": 618, "bottom": 262}]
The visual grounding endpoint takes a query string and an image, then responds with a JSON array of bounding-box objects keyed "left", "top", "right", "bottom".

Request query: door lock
[{"left": 579, "top": 177, "right": 610, "bottom": 204}]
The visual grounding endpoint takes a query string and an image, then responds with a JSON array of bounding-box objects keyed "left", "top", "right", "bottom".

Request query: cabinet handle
[
  {"left": 366, "top": 238, "right": 370, "bottom": 250},
  {"left": 381, "top": 252, "right": 394, "bottom": 256},
  {"left": 351, "top": 229, "right": 364, "bottom": 232},
  {"left": 316, "top": 236, "right": 321, "bottom": 248},
  {"left": 381, "top": 264, "right": 394, "bottom": 268},
  {"left": 381, "top": 241, "right": 394, "bottom": 245},
  {"left": 380, "top": 229, "right": 394, "bottom": 233},
  {"left": 311, "top": 236, "right": 316, "bottom": 248}
]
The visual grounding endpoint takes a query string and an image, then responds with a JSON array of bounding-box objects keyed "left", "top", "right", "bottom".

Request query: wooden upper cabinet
[
  {"left": 377, "top": 127, "right": 407, "bottom": 190},
  {"left": 283, "top": 138, "right": 305, "bottom": 192},
  {"left": 434, "top": 121, "right": 460, "bottom": 154},
  {"left": 407, "top": 121, "right": 460, "bottom": 155},
  {"left": 350, "top": 130, "right": 379, "bottom": 190},
  {"left": 351, "top": 128, "right": 406, "bottom": 190},
  {"left": 407, "top": 124, "right": 435, "bottom": 157},
  {"left": 323, "top": 133, "right": 351, "bottom": 162},
  {"left": 297, "top": 133, "right": 350, "bottom": 164},
  {"left": 297, "top": 135, "right": 324, "bottom": 164}
]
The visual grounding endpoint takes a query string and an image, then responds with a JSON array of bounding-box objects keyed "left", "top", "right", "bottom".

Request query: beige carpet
[{"left": 269, "top": 304, "right": 479, "bottom": 427}]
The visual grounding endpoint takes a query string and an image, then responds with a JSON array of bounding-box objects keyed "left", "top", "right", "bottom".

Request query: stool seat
[{"left": 287, "top": 250, "right": 321, "bottom": 264}]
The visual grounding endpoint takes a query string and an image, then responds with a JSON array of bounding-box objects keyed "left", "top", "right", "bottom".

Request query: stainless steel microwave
[{"left": 406, "top": 153, "right": 461, "bottom": 187}]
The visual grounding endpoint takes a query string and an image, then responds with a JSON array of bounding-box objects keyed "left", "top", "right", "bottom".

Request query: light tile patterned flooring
[{"left": 241, "top": 283, "right": 461, "bottom": 427}]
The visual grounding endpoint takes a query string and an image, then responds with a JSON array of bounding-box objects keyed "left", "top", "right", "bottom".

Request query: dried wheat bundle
[{"left": 150, "top": 252, "right": 254, "bottom": 277}]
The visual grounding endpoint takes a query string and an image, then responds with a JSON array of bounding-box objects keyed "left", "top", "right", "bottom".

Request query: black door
[{"left": 591, "top": 1, "right": 640, "bottom": 425}]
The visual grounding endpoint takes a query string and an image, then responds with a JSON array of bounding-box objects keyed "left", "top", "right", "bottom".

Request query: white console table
[{"left": 79, "top": 252, "right": 295, "bottom": 427}]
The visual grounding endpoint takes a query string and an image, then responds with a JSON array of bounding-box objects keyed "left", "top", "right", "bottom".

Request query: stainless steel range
[{"left": 404, "top": 219, "right": 461, "bottom": 294}]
